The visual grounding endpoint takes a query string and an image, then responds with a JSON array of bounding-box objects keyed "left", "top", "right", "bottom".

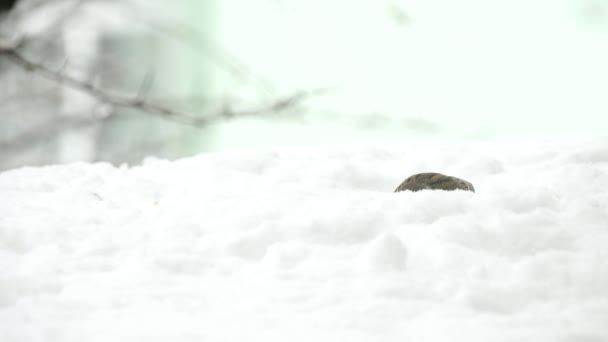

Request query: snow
[{"left": 1, "top": 138, "right": 608, "bottom": 341}]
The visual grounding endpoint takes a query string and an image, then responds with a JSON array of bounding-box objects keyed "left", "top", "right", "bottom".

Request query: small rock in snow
[{"left": 394, "top": 172, "right": 475, "bottom": 192}]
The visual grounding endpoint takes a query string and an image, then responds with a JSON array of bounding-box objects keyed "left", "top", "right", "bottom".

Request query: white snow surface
[{"left": 1, "top": 139, "right": 608, "bottom": 342}]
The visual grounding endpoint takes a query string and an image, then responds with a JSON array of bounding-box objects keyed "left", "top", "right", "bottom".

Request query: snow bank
[{"left": 1, "top": 139, "right": 608, "bottom": 341}]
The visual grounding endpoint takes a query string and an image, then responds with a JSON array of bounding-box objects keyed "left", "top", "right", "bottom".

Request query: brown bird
[{"left": 394, "top": 172, "right": 475, "bottom": 193}]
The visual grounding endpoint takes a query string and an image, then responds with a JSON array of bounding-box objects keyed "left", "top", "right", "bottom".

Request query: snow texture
[{"left": 1, "top": 139, "right": 608, "bottom": 342}]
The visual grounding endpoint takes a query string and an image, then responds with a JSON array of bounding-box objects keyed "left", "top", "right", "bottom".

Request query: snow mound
[
  {"left": 1, "top": 139, "right": 607, "bottom": 342},
  {"left": 365, "top": 234, "right": 408, "bottom": 272}
]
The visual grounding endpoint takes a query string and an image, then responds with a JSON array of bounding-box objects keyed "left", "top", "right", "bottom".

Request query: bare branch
[
  {"left": 0, "top": 44, "right": 333, "bottom": 128},
  {"left": 124, "top": 3, "right": 276, "bottom": 96},
  {"left": 136, "top": 68, "right": 155, "bottom": 100},
  {"left": 2, "top": 0, "right": 89, "bottom": 41}
]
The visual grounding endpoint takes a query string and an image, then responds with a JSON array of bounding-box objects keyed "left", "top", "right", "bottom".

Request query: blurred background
[{"left": 0, "top": 0, "right": 607, "bottom": 170}]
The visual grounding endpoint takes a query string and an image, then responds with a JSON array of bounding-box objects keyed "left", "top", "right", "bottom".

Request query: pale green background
[{"left": 177, "top": 0, "right": 608, "bottom": 152}]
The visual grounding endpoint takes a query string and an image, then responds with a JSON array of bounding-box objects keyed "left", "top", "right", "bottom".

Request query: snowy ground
[{"left": 1, "top": 138, "right": 608, "bottom": 342}]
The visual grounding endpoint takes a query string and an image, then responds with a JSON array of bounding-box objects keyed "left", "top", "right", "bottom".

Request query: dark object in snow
[
  {"left": 394, "top": 173, "right": 475, "bottom": 193},
  {"left": 0, "top": 0, "right": 17, "bottom": 13}
]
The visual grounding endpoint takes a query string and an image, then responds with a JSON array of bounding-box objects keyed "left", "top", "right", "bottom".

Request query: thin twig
[
  {"left": 1, "top": 46, "right": 333, "bottom": 128},
  {"left": 0, "top": 48, "right": 329, "bottom": 127},
  {"left": 136, "top": 68, "right": 155, "bottom": 100},
  {"left": 125, "top": 3, "right": 276, "bottom": 96}
]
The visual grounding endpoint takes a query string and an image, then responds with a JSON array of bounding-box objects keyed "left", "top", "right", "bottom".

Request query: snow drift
[{"left": 1, "top": 139, "right": 608, "bottom": 341}]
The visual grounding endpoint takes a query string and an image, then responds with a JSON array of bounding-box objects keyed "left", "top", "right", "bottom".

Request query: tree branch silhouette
[{"left": 1, "top": 44, "right": 332, "bottom": 128}]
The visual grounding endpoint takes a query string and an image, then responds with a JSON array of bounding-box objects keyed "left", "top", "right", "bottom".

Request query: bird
[{"left": 394, "top": 172, "right": 475, "bottom": 193}]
